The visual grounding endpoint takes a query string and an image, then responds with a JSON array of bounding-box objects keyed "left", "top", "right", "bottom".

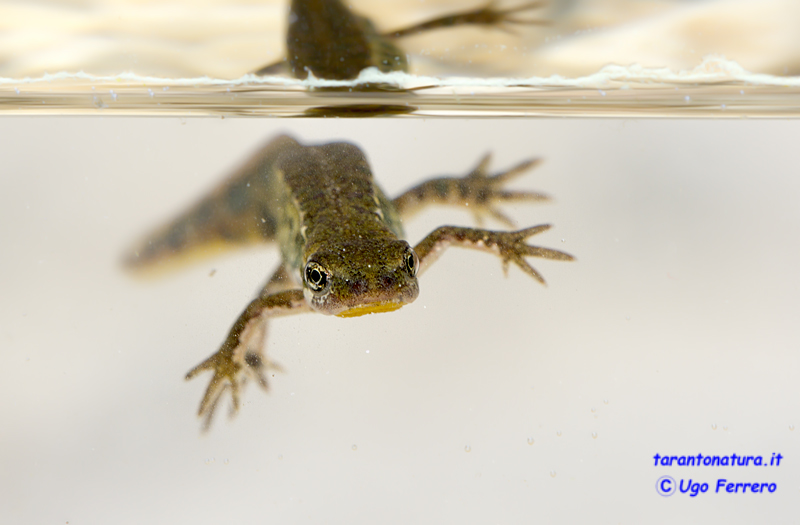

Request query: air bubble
[
  {"left": 550, "top": 470, "right": 556, "bottom": 478},
  {"left": 464, "top": 445, "right": 471, "bottom": 453},
  {"left": 592, "top": 432, "right": 598, "bottom": 439},
  {"left": 591, "top": 407, "right": 596, "bottom": 413},
  {"left": 603, "top": 399, "right": 609, "bottom": 405},
  {"left": 711, "top": 423, "right": 717, "bottom": 430},
  {"left": 352, "top": 445, "right": 358, "bottom": 451},
  {"left": 527, "top": 437, "right": 534, "bottom": 445},
  {"left": 790, "top": 424, "right": 795, "bottom": 431},
  {"left": 556, "top": 431, "right": 562, "bottom": 437}
]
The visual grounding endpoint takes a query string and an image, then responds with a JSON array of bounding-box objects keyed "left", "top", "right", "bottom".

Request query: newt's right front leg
[{"left": 185, "top": 280, "right": 311, "bottom": 428}]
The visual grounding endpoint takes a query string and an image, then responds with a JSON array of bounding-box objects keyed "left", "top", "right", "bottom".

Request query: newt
[
  {"left": 255, "top": 0, "right": 547, "bottom": 79},
  {"left": 125, "top": 135, "right": 573, "bottom": 427}
]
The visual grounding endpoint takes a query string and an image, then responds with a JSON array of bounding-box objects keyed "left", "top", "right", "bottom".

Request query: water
[
  {"left": 3, "top": 116, "right": 797, "bottom": 523},
  {"left": 2, "top": 1, "right": 799, "bottom": 524},
  {"left": 4, "top": 1, "right": 800, "bottom": 117},
  {"left": 5, "top": 58, "right": 800, "bottom": 117}
]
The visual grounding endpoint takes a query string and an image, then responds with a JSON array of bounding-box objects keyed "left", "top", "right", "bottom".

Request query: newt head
[{"left": 302, "top": 238, "right": 419, "bottom": 317}]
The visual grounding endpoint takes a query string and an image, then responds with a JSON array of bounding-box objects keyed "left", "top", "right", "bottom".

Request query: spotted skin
[{"left": 126, "top": 135, "right": 573, "bottom": 427}]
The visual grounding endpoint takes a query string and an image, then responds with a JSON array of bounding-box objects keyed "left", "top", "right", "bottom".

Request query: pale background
[
  {"left": 2, "top": 0, "right": 800, "bottom": 78},
  {"left": 0, "top": 117, "right": 798, "bottom": 523}
]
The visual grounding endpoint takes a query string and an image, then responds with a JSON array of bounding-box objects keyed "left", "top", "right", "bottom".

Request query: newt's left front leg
[
  {"left": 386, "top": 1, "right": 548, "bottom": 39},
  {"left": 393, "top": 153, "right": 549, "bottom": 227},
  {"left": 414, "top": 224, "right": 574, "bottom": 284}
]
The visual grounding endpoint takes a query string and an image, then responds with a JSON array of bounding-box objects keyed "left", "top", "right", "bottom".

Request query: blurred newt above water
[
  {"left": 255, "top": 0, "right": 547, "bottom": 79},
  {"left": 125, "top": 136, "right": 572, "bottom": 428}
]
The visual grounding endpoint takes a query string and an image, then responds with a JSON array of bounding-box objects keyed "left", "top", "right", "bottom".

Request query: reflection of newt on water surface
[{"left": 255, "top": 1, "right": 547, "bottom": 80}]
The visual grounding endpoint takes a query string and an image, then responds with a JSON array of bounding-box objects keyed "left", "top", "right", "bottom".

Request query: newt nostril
[
  {"left": 350, "top": 278, "right": 368, "bottom": 295},
  {"left": 379, "top": 275, "right": 396, "bottom": 289}
]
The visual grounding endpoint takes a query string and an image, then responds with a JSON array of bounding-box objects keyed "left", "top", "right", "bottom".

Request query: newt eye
[
  {"left": 404, "top": 248, "right": 418, "bottom": 277},
  {"left": 304, "top": 261, "right": 330, "bottom": 292}
]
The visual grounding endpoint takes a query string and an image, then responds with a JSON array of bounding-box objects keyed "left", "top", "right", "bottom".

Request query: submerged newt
[
  {"left": 255, "top": 0, "right": 547, "bottom": 79},
  {"left": 126, "top": 136, "right": 573, "bottom": 426}
]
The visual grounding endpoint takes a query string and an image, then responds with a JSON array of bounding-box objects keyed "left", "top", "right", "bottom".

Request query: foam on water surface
[
  {"left": 3, "top": 55, "right": 800, "bottom": 89},
  {"left": 1, "top": 57, "right": 799, "bottom": 117}
]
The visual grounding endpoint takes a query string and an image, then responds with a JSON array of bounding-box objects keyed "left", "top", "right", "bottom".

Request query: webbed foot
[
  {"left": 414, "top": 224, "right": 574, "bottom": 283},
  {"left": 455, "top": 1, "right": 549, "bottom": 33},
  {"left": 185, "top": 316, "right": 278, "bottom": 429},
  {"left": 484, "top": 224, "right": 574, "bottom": 283},
  {"left": 462, "top": 153, "right": 549, "bottom": 227},
  {"left": 387, "top": 1, "right": 548, "bottom": 39},
  {"left": 392, "top": 153, "right": 550, "bottom": 225},
  {"left": 185, "top": 288, "right": 308, "bottom": 429}
]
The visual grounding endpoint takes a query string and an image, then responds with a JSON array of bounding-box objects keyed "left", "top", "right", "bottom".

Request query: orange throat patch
[{"left": 336, "top": 301, "right": 405, "bottom": 318}]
